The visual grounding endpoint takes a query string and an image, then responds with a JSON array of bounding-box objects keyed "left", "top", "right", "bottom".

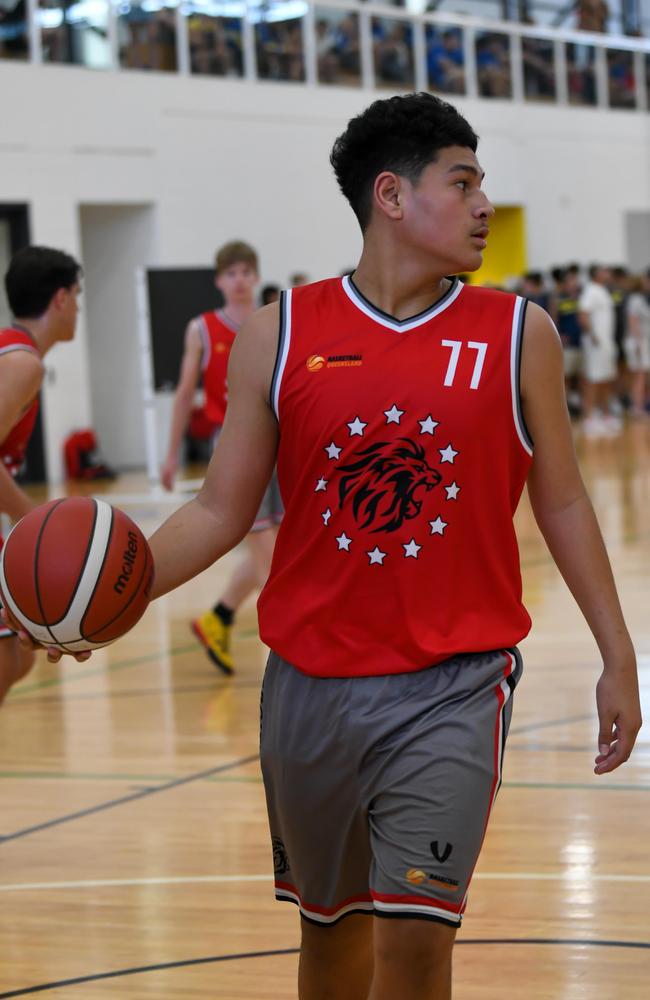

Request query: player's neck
[
  {"left": 353, "top": 243, "right": 453, "bottom": 322},
  {"left": 11, "top": 318, "right": 53, "bottom": 356},
  {"left": 221, "top": 301, "right": 254, "bottom": 327}
]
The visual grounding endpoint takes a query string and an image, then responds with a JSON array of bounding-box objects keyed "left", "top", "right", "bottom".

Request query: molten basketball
[{"left": 0, "top": 497, "right": 154, "bottom": 653}]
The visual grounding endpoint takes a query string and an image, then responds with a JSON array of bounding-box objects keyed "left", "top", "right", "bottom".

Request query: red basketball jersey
[
  {"left": 0, "top": 327, "right": 41, "bottom": 478},
  {"left": 257, "top": 277, "right": 533, "bottom": 678},
  {"left": 197, "top": 310, "right": 237, "bottom": 426}
]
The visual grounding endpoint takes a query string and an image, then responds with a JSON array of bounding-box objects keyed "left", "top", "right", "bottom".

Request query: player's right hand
[
  {"left": 160, "top": 457, "right": 177, "bottom": 492},
  {"left": 0, "top": 605, "right": 91, "bottom": 664}
]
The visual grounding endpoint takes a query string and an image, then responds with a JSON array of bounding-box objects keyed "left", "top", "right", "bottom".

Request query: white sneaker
[
  {"left": 603, "top": 414, "right": 622, "bottom": 437},
  {"left": 582, "top": 415, "right": 606, "bottom": 439}
]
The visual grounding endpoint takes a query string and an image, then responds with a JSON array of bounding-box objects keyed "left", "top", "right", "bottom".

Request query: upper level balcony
[{"left": 1, "top": 0, "right": 649, "bottom": 111}]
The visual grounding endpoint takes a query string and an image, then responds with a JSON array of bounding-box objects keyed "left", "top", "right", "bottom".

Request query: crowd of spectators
[{"left": 514, "top": 263, "right": 650, "bottom": 439}]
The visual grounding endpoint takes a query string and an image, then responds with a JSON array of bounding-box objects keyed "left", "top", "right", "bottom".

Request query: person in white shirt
[
  {"left": 578, "top": 264, "right": 619, "bottom": 438},
  {"left": 624, "top": 274, "right": 650, "bottom": 416}
]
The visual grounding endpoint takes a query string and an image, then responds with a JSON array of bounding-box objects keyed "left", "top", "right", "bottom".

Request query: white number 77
[{"left": 441, "top": 340, "right": 488, "bottom": 390}]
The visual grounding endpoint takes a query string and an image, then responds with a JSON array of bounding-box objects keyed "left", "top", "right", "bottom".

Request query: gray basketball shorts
[
  {"left": 260, "top": 647, "right": 523, "bottom": 927},
  {"left": 251, "top": 470, "right": 284, "bottom": 533}
]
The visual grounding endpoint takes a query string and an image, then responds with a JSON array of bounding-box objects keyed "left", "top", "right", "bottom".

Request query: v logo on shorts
[{"left": 430, "top": 840, "right": 453, "bottom": 864}]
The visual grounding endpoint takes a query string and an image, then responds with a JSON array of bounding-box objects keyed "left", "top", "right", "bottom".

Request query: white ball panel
[{"left": 53, "top": 498, "right": 113, "bottom": 632}]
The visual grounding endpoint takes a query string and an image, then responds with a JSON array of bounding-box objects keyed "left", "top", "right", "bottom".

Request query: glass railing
[{"left": 1, "top": 0, "right": 648, "bottom": 111}]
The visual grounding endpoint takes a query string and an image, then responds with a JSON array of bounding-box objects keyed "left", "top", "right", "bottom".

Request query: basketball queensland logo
[
  {"left": 313, "top": 403, "right": 461, "bottom": 565},
  {"left": 306, "top": 353, "right": 363, "bottom": 372}
]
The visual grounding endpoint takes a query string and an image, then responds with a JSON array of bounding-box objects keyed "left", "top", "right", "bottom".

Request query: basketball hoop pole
[{"left": 135, "top": 268, "right": 159, "bottom": 485}]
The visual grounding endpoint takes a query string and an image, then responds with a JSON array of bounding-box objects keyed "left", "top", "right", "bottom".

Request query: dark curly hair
[{"left": 330, "top": 93, "right": 478, "bottom": 231}]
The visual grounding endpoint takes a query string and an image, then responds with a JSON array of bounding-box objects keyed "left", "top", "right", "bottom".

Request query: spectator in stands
[
  {"left": 579, "top": 264, "right": 619, "bottom": 438},
  {"left": 427, "top": 27, "right": 465, "bottom": 94},
  {"left": 576, "top": 0, "right": 609, "bottom": 32},
  {"left": 624, "top": 274, "right": 650, "bottom": 416},
  {"left": 334, "top": 14, "right": 360, "bottom": 79},
  {"left": 374, "top": 19, "right": 413, "bottom": 85},
  {"left": 476, "top": 33, "right": 511, "bottom": 98},
  {"left": 316, "top": 17, "right": 339, "bottom": 83},
  {"left": 289, "top": 272, "right": 309, "bottom": 287},
  {"left": 552, "top": 266, "right": 583, "bottom": 416}
]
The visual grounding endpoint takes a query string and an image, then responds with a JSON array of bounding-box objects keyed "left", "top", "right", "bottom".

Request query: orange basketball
[{"left": 0, "top": 497, "right": 154, "bottom": 653}]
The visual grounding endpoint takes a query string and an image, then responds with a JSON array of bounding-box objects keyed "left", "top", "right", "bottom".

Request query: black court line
[
  {"left": 1, "top": 939, "right": 649, "bottom": 997},
  {"left": 0, "top": 754, "right": 259, "bottom": 844}
]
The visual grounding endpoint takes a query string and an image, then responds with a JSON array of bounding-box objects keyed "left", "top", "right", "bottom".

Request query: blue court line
[
  {"left": 0, "top": 754, "right": 259, "bottom": 845},
  {"left": 0, "top": 939, "right": 648, "bottom": 997}
]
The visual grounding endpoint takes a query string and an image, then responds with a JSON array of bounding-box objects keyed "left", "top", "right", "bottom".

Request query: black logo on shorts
[
  {"left": 272, "top": 836, "right": 290, "bottom": 876},
  {"left": 430, "top": 840, "right": 453, "bottom": 864}
]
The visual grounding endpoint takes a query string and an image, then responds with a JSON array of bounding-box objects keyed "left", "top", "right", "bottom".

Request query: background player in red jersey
[
  {"left": 33, "top": 95, "right": 642, "bottom": 999},
  {"left": 0, "top": 246, "right": 87, "bottom": 704},
  {"left": 160, "top": 241, "right": 281, "bottom": 674}
]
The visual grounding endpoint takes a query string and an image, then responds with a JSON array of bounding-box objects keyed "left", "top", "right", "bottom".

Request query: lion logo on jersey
[{"left": 337, "top": 438, "right": 441, "bottom": 533}]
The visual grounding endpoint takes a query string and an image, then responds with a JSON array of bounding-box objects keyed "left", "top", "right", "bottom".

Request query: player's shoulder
[{"left": 0, "top": 329, "right": 43, "bottom": 372}]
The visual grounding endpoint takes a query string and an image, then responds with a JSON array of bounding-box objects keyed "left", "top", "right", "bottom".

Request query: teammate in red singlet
[
  {"left": 0, "top": 246, "right": 86, "bottom": 704},
  {"left": 33, "top": 96, "right": 641, "bottom": 998},
  {"left": 160, "top": 241, "right": 282, "bottom": 674}
]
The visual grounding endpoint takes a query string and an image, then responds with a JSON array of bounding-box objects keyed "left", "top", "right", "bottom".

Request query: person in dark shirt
[{"left": 552, "top": 266, "right": 583, "bottom": 415}]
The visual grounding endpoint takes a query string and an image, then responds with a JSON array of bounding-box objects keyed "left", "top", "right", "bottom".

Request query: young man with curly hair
[{"left": 25, "top": 94, "right": 641, "bottom": 998}]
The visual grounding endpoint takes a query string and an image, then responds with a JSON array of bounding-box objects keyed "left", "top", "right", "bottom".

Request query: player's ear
[{"left": 374, "top": 172, "right": 404, "bottom": 223}]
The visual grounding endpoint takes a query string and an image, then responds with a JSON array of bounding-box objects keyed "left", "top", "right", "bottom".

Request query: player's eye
[{"left": 455, "top": 180, "right": 468, "bottom": 191}]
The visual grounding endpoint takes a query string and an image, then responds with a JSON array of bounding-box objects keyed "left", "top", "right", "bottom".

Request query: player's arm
[
  {"left": 0, "top": 351, "right": 43, "bottom": 520},
  {"left": 149, "top": 303, "right": 280, "bottom": 598},
  {"left": 160, "top": 319, "right": 204, "bottom": 490},
  {"left": 520, "top": 303, "right": 641, "bottom": 774}
]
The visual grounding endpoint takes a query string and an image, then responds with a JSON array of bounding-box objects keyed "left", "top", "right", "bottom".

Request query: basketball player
[
  {"left": 0, "top": 246, "right": 88, "bottom": 705},
  {"left": 160, "top": 241, "right": 282, "bottom": 674},
  {"left": 33, "top": 95, "right": 646, "bottom": 998}
]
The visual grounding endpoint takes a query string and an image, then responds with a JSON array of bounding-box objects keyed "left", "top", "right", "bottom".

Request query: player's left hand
[
  {"left": 594, "top": 665, "right": 642, "bottom": 774},
  {"left": 0, "top": 605, "right": 92, "bottom": 663}
]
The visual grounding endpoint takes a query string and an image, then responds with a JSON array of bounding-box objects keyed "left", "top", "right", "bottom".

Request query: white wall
[
  {"left": 80, "top": 204, "right": 158, "bottom": 468},
  {"left": 0, "top": 60, "right": 649, "bottom": 479}
]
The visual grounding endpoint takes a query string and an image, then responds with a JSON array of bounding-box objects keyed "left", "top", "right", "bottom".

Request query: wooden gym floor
[{"left": 1, "top": 422, "right": 649, "bottom": 998}]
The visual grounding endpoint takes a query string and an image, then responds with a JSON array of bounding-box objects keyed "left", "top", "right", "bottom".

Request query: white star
[
  {"left": 336, "top": 532, "right": 352, "bottom": 551},
  {"left": 439, "top": 444, "right": 458, "bottom": 464},
  {"left": 403, "top": 538, "right": 421, "bottom": 559},
  {"left": 419, "top": 415, "right": 439, "bottom": 435},
  {"left": 325, "top": 441, "right": 342, "bottom": 460},
  {"left": 322, "top": 508, "right": 332, "bottom": 526},
  {"left": 445, "top": 482, "right": 461, "bottom": 501},
  {"left": 367, "top": 546, "right": 387, "bottom": 565},
  {"left": 429, "top": 516, "right": 448, "bottom": 535},
  {"left": 384, "top": 404, "right": 404, "bottom": 425},
  {"left": 315, "top": 478, "right": 328, "bottom": 492},
  {"left": 347, "top": 416, "right": 367, "bottom": 437}
]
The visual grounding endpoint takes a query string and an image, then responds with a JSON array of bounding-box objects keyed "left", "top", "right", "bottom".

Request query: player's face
[
  {"left": 402, "top": 146, "right": 494, "bottom": 274},
  {"left": 216, "top": 262, "right": 258, "bottom": 305},
  {"left": 58, "top": 283, "right": 81, "bottom": 340}
]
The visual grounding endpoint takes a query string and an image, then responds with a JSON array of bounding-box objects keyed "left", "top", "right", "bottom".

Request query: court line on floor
[
  {"left": 1, "top": 938, "right": 649, "bottom": 998},
  {"left": 2, "top": 871, "right": 650, "bottom": 893},
  {"left": 0, "top": 754, "right": 259, "bottom": 845},
  {"left": 1, "top": 769, "right": 648, "bottom": 794},
  {"left": 6, "top": 643, "right": 200, "bottom": 699}
]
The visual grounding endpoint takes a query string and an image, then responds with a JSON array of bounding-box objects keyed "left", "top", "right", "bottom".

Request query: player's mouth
[{"left": 470, "top": 227, "right": 489, "bottom": 249}]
